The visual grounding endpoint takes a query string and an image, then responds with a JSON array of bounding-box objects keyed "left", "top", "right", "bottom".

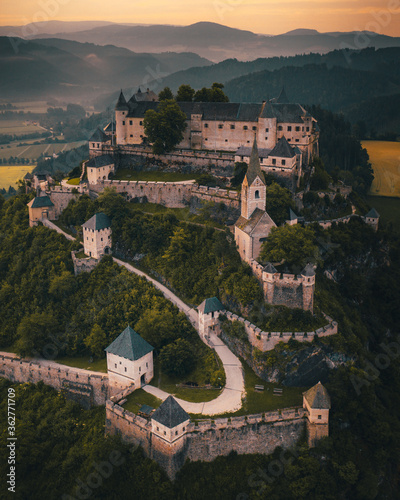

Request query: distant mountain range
[
  {"left": 0, "top": 37, "right": 211, "bottom": 100},
  {"left": 16, "top": 21, "right": 400, "bottom": 62}
]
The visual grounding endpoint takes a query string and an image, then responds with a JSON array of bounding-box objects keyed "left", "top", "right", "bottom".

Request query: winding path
[{"left": 40, "top": 221, "right": 245, "bottom": 415}]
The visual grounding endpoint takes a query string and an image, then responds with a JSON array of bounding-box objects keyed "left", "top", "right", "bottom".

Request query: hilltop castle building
[{"left": 82, "top": 212, "right": 112, "bottom": 259}]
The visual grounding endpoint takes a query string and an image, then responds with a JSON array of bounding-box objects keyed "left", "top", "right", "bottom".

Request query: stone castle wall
[
  {"left": 0, "top": 354, "right": 109, "bottom": 408},
  {"left": 105, "top": 400, "right": 306, "bottom": 478},
  {"left": 46, "top": 189, "right": 80, "bottom": 217},
  {"left": 223, "top": 311, "right": 338, "bottom": 353},
  {"left": 89, "top": 180, "right": 240, "bottom": 209},
  {"left": 71, "top": 250, "right": 99, "bottom": 275}
]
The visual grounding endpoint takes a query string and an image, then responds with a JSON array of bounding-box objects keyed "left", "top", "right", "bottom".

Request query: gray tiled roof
[
  {"left": 235, "top": 208, "right": 275, "bottom": 234},
  {"left": 366, "top": 208, "right": 379, "bottom": 218},
  {"left": 105, "top": 325, "right": 154, "bottom": 361},
  {"left": 86, "top": 154, "right": 114, "bottom": 169},
  {"left": 245, "top": 137, "right": 266, "bottom": 186},
  {"left": 261, "top": 102, "right": 306, "bottom": 123},
  {"left": 269, "top": 137, "right": 296, "bottom": 158},
  {"left": 198, "top": 297, "right": 224, "bottom": 315},
  {"left": 303, "top": 382, "right": 331, "bottom": 409},
  {"left": 82, "top": 212, "right": 111, "bottom": 231},
  {"left": 288, "top": 208, "right": 298, "bottom": 221},
  {"left": 115, "top": 90, "right": 128, "bottom": 110},
  {"left": 301, "top": 263, "right": 315, "bottom": 277},
  {"left": 151, "top": 396, "right": 190, "bottom": 429},
  {"left": 29, "top": 195, "right": 54, "bottom": 208},
  {"left": 89, "top": 128, "right": 109, "bottom": 143},
  {"left": 235, "top": 145, "right": 272, "bottom": 158},
  {"left": 263, "top": 262, "right": 278, "bottom": 273}
]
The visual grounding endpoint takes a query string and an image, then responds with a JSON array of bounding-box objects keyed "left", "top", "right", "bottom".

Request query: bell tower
[{"left": 241, "top": 137, "right": 266, "bottom": 220}]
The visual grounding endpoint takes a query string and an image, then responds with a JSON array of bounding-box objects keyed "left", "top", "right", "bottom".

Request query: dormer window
[{"left": 255, "top": 190, "right": 260, "bottom": 199}]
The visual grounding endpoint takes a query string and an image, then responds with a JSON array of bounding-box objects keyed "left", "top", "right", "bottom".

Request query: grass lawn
[
  {"left": 123, "top": 388, "right": 163, "bottom": 413},
  {"left": 191, "top": 358, "right": 305, "bottom": 419},
  {"left": 75, "top": 250, "right": 88, "bottom": 259},
  {"left": 149, "top": 358, "right": 222, "bottom": 403},
  {"left": 50, "top": 220, "right": 78, "bottom": 238},
  {"left": 0, "top": 164, "right": 34, "bottom": 189},
  {"left": 55, "top": 356, "right": 107, "bottom": 373},
  {"left": 365, "top": 195, "right": 400, "bottom": 231},
  {"left": 113, "top": 169, "right": 197, "bottom": 182},
  {"left": 363, "top": 140, "right": 400, "bottom": 198},
  {"left": 67, "top": 177, "right": 80, "bottom": 185}
]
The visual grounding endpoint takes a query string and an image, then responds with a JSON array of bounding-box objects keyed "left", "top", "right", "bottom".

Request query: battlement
[{"left": 224, "top": 311, "right": 338, "bottom": 352}]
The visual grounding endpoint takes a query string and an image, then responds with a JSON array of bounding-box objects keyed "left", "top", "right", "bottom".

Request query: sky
[{"left": 0, "top": 0, "right": 399, "bottom": 36}]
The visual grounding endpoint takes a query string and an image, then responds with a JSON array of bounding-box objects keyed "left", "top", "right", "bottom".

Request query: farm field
[
  {"left": 0, "top": 165, "right": 35, "bottom": 189},
  {"left": 0, "top": 119, "right": 47, "bottom": 136},
  {"left": 363, "top": 140, "right": 400, "bottom": 198},
  {"left": 0, "top": 140, "right": 86, "bottom": 160}
]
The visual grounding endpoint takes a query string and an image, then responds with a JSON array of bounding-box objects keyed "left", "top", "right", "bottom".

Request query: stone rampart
[
  {"left": 224, "top": 311, "right": 338, "bottom": 352},
  {"left": 89, "top": 180, "right": 240, "bottom": 209},
  {"left": 105, "top": 400, "right": 306, "bottom": 478},
  {"left": 0, "top": 354, "right": 108, "bottom": 407}
]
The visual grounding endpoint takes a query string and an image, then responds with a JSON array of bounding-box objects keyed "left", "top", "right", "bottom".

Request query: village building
[
  {"left": 85, "top": 154, "right": 115, "bottom": 184},
  {"left": 234, "top": 138, "right": 276, "bottom": 262},
  {"left": 105, "top": 325, "right": 154, "bottom": 394},
  {"left": 82, "top": 212, "right": 112, "bottom": 259}
]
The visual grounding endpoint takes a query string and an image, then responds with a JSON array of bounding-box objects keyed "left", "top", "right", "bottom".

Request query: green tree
[
  {"left": 159, "top": 338, "right": 196, "bottom": 377},
  {"left": 158, "top": 87, "right": 174, "bottom": 101},
  {"left": 176, "top": 84, "right": 195, "bottom": 102},
  {"left": 265, "top": 182, "right": 295, "bottom": 225},
  {"left": 143, "top": 100, "right": 187, "bottom": 153},
  {"left": 310, "top": 158, "right": 331, "bottom": 191},
  {"left": 260, "top": 225, "right": 318, "bottom": 268},
  {"left": 84, "top": 324, "right": 107, "bottom": 358},
  {"left": 194, "top": 83, "right": 229, "bottom": 102}
]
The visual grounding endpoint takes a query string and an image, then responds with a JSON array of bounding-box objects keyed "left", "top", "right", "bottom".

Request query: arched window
[{"left": 255, "top": 190, "right": 260, "bottom": 199}]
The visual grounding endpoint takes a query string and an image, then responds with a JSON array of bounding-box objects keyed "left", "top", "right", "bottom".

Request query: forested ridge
[{"left": 1, "top": 185, "right": 400, "bottom": 498}]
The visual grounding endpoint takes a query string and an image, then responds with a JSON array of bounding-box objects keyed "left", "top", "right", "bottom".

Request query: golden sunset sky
[{"left": 0, "top": 0, "right": 399, "bottom": 36}]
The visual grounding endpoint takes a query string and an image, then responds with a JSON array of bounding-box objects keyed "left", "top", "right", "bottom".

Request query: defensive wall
[
  {"left": 223, "top": 311, "right": 338, "bottom": 353},
  {"left": 0, "top": 354, "right": 109, "bottom": 408},
  {"left": 105, "top": 399, "right": 306, "bottom": 479},
  {"left": 88, "top": 179, "right": 240, "bottom": 209}
]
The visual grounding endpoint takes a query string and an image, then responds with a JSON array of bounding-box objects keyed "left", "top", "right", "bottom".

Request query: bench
[
  {"left": 254, "top": 384, "right": 264, "bottom": 391},
  {"left": 273, "top": 388, "right": 283, "bottom": 396}
]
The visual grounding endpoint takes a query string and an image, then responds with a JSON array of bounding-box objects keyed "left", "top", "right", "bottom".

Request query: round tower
[
  {"left": 115, "top": 90, "right": 129, "bottom": 145},
  {"left": 301, "top": 263, "right": 315, "bottom": 313}
]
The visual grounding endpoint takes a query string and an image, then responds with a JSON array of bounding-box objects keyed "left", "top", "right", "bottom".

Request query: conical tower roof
[
  {"left": 276, "top": 86, "right": 289, "bottom": 103},
  {"left": 244, "top": 137, "right": 265, "bottom": 186},
  {"left": 115, "top": 90, "right": 128, "bottom": 110}
]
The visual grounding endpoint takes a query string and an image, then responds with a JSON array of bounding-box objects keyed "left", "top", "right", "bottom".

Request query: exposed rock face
[{"left": 220, "top": 331, "right": 351, "bottom": 387}]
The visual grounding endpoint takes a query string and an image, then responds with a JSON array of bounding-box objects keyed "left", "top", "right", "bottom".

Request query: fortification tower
[
  {"left": 301, "top": 263, "right": 315, "bottom": 313},
  {"left": 262, "top": 262, "right": 280, "bottom": 304},
  {"left": 240, "top": 137, "right": 266, "bottom": 219},
  {"left": 303, "top": 382, "right": 331, "bottom": 447},
  {"left": 82, "top": 212, "right": 112, "bottom": 259},
  {"left": 115, "top": 90, "right": 129, "bottom": 146},
  {"left": 198, "top": 297, "right": 225, "bottom": 339}
]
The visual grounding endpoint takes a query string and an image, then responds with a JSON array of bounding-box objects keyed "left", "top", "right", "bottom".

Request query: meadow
[
  {"left": 0, "top": 119, "right": 47, "bottom": 136},
  {"left": 363, "top": 140, "right": 400, "bottom": 198},
  {"left": 0, "top": 165, "right": 34, "bottom": 189},
  {"left": 0, "top": 140, "right": 86, "bottom": 161}
]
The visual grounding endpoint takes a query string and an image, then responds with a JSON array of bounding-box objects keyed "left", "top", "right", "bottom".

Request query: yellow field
[
  {"left": 363, "top": 140, "right": 400, "bottom": 198},
  {"left": 0, "top": 165, "right": 35, "bottom": 190}
]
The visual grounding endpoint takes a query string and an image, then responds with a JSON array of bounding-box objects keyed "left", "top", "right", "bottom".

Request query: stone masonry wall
[
  {"left": 0, "top": 354, "right": 109, "bottom": 407},
  {"left": 89, "top": 180, "right": 240, "bottom": 209},
  {"left": 105, "top": 400, "right": 306, "bottom": 479},
  {"left": 223, "top": 311, "right": 338, "bottom": 352}
]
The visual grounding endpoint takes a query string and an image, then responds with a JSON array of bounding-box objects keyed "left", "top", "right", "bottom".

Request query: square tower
[{"left": 82, "top": 212, "right": 112, "bottom": 259}]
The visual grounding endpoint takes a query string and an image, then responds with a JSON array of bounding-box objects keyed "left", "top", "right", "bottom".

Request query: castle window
[
  {"left": 218, "top": 124, "right": 223, "bottom": 129},
  {"left": 230, "top": 124, "right": 235, "bottom": 129},
  {"left": 205, "top": 138, "right": 208, "bottom": 141},
  {"left": 225, "top": 139, "right": 228, "bottom": 142},
  {"left": 204, "top": 123, "right": 208, "bottom": 128},
  {"left": 265, "top": 128, "right": 269, "bottom": 132},
  {"left": 243, "top": 126, "right": 248, "bottom": 130},
  {"left": 183, "top": 427, "right": 185, "bottom": 431},
  {"left": 287, "top": 126, "right": 292, "bottom": 131},
  {"left": 164, "top": 431, "right": 166, "bottom": 435},
  {"left": 140, "top": 121, "right": 143, "bottom": 126},
  {"left": 101, "top": 238, "right": 103, "bottom": 242},
  {"left": 255, "top": 190, "right": 260, "bottom": 199},
  {"left": 272, "top": 158, "right": 276, "bottom": 165},
  {"left": 295, "top": 126, "right": 300, "bottom": 131},
  {"left": 92, "top": 239, "right": 93, "bottom": 242},
  {"left": 129, "top": 120, "right": 132, "bottom": 125},
  {"left": 91, "top": 169, "right": 93, "bottom": 172},
  {"left": 278, "top": 126, "right": 283, "bottom": 131},
  {"left": 139, "top": 367, "right": 141, "bottom": 372},
  {"left": 122, "top": 121, "right": 125, "bottom": 125},
  {"left": 130, "top": 134, "right": 133, "bottom": 137},
  {"left": 146, "top": 362, "right": 148, "bottom": 368},
  {"left": 115, "top": 364, "right": 117, "bottom": 369},
  {"left": 92, "top": 143, "right": 95, "bottom": 147},
  {"left": 306, "top": 127, "right": 310, "bottom": 132},
  {"left": 175, "top": 431, "right": 178, "bottom": 435},
  {"left": 318, "top": 415, "right": 322, "bottom": 419},
  {"left": 252, "top": 126, "right": 256, "bottom": 131},
  {"left": 124, "top": 367, "right": 127, "bottom": 372},
  {"left": 157, "top": 427, "right": 159, "bottom": 431},
  {"left": 282, "top": 159, "right": 286, "bottom": 165},
  {"left": 295, "top": 139, "right": 299, "bottom": 142}
]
